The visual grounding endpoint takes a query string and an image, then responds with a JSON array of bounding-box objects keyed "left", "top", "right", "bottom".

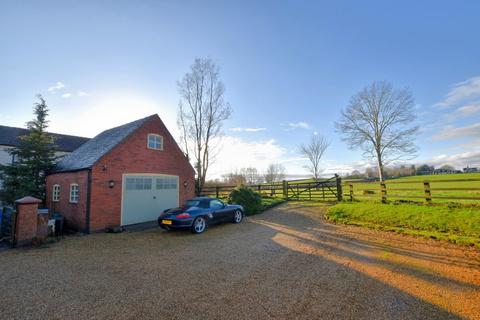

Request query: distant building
[
  {"left": 434, "top": 168, "right": 461, "bottom": 175},
  {"left": 0, "top": 125, "right": 90, "bottom": 189},
  {"left": 463, "top": 166, "right": 479, "bottom": 173},
  {"left": 416, "top": 164, "right": 435, "bottom": 175}
]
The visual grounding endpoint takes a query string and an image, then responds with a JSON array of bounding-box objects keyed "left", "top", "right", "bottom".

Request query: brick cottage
[{"left": 46, "top": 114, "right": 195, "bottom": 232}]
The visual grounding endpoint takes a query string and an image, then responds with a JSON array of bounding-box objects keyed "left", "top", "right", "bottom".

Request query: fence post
[
  {"left": 423, "top": 181, "right": 432, "bottom": 203},
  {"left": 381, "top": 182, "right": 387, "bottom": 203},
  {"left": 215, "top": 186, "right": 219, "bottom": 199},
  {"left": 283, "top": 180, "right": 288, "bottom": 199},
  {"left": 349, "top": 184, "right": 354, "bottom": 201},
  {"left": 335, "top": 174, "right": 343, "bottom": 201}
]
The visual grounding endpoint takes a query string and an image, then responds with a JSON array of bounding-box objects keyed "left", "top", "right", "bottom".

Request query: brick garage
[{"left": 46, "top": 115, "right": 195, "bottom": 232}]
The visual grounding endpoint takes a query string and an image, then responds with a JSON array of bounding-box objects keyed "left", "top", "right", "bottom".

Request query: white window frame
[
  {"left": 147, "top": 134, "right": 163, "bottom": 150},
  {"left": 52, "top": 184, "right": 60, "bottom": 202},
  {"left": 69, "top": 184, "right": 79, "bottom": 203}
]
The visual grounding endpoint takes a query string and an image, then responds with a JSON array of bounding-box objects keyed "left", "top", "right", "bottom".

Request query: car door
[{"left": 209, "top": 199, "right": 228, "bottom": 222}]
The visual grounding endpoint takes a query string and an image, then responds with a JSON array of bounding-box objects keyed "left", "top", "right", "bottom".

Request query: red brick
[
  {"left": 46, "top": 170, "right": 89, "bottom": 231},
  {"left": 15, "top": 203, "right": 39, "bottom": 246}
]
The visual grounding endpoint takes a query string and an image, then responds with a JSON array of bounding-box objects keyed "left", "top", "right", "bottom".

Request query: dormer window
[{"left": 147, "top": 134, "right": 163, "bottom": 150}]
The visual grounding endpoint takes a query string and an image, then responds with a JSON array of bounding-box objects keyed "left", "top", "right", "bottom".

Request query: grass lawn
[
  {"left": 325, "top": 201, "right": 480, "bottom": 248},
  {"left": 344, "top": 173, "right": 480, "bottom": 204},
  {"left": 260, "top": 197, "right": 286, "bottom": 211}
]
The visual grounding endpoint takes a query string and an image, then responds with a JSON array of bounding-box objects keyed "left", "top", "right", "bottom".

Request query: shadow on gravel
[{"left": 251, "top": 204, "right": 479, "bottom": 319}]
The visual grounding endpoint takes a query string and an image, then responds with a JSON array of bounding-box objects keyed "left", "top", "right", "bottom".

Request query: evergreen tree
[{"left": 0, "top": 95, "right": 57, "bottom": 204}]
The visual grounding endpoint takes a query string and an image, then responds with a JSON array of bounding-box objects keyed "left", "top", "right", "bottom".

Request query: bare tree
[
  {"left": 178, "top": 57, "right": 232, "bottom": 194},
  {"left": 300, "top": 134, "right": 330, "bottom": 180},
  {"left": 335, "top": 81, "right": 418, "bottom": 181},
  {"left": 241, "top": 167, "right": 262, "bottom": 184},
  {"left": 222, "top": 170, "right": 247, "bottom": 186},
  {"left": 264, "top": 163, "right": 285, "bottom": 183}
]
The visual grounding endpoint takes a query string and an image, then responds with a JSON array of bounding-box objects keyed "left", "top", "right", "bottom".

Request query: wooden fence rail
[
  {"left": 201, "top": 175, "right": 342, "bottom": 202},
  {"left": 343, "top": 178, "right": 480, "bottom": 203}
]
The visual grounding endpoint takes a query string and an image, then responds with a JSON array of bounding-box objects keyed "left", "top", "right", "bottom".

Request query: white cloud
[
  {"left": 47, "top": 94, "right": 178, "bottom": 138},
  {"left": 207, "top": 136, "right": 361, "bottom": 179},
  {"left": 47, "top": 81, "right": 65, "bottom": 93},
  {"left": 61, "top": 93, "right": 72, "bottom": 99},
  {"left": 285, "top": 121, "right": 310, "bottom": 130},
  {"left": 433, "top": 123, "right": 480, "bottom": 140},
  {"left": 208, "top": 137, "right": 287, "bottom": 178},
  {"left": 444, "top": 102, "right": 480, "bottom": 121},
  {"left": 435, "top": 76, "right": 480, "bottom": 108},
  {"left": 423, "top": 151, "right": 480, "bottom": 168},
  {"left": 457, "top": 103, "right": 480, "bottom": 116},
  {"left": 230, "top": 127, "right": 266, "bottom": 132},
  {"left": 77, "top": 91, "right": 88, "bottom": 97}
]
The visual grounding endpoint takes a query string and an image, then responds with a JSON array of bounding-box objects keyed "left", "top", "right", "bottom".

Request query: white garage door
[{"left": 121, "top": 174, "right": 179, "bottom": 225}]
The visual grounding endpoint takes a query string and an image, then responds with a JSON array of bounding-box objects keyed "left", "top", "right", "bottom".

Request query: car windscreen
[{"left": 185, "top": 200, "right": 201, "bottom": 207}]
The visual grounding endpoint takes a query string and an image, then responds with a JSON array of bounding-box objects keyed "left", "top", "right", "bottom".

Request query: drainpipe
[{"left": 85, "top": 168, "right": 92, "bottom": 234}]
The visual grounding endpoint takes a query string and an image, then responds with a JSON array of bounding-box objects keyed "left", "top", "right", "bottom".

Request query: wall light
[
  {"left": 108, "top": 180, "right": 115, "bottom": 189},
  {"left": 183, "top": 180, "right": 188, "bottom": 188}
]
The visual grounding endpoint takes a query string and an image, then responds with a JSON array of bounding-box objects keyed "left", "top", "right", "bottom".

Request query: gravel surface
[{"left": 1, "top": 202, "right": 479, "bottom": 320}]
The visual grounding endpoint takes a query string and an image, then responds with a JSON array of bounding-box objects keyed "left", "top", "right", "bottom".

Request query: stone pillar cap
[{"left": 15, "top": 196, "right": 42, "bottom": 204}]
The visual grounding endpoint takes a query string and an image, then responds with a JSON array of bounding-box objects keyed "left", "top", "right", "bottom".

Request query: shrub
[{"left": 228, "top": 186, "right": 262, "bottom": 216}]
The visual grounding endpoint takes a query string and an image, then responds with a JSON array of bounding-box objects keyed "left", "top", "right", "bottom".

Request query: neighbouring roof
[
  {"left": 0, "top": 125, "right": 90, "bottom": 152},
  {"left": 53, "top": 115, "right": 155, "bottom": 173}
]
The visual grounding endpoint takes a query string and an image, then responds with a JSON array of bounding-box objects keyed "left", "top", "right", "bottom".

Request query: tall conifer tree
[{"left": 1, "top": 95, "right": 57, "bottom": 204}]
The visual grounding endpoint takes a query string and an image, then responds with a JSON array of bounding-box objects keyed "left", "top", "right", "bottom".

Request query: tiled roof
[
  {"left": 0, "top": 125, "right": 89, "bottom": 152},
  {"left": 53, "top": 115, "right": 155, "bottom": 172}
]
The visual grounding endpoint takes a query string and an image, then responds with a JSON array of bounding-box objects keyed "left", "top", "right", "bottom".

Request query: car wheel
[
  {"left": 233, "top": 210, "right": 243, "bottom": 224},
  {"left": 192, "top": 216, "right": 207, "bottom": 234}
]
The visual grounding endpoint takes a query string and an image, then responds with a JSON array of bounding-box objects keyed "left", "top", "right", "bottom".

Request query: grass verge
[
  {"left": 325, "top": 202, "right": 480, "bottom": 248},
  {"left": 260, "top": 198, "right": 286, "bottom": 212}
]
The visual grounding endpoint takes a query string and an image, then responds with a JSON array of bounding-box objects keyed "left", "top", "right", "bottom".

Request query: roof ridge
[
  {"left": 53, "top": 114, "right": 156, "bottom": 172},
  {"left": 0, "top": 124, "right": 91, "bottom": 139}
]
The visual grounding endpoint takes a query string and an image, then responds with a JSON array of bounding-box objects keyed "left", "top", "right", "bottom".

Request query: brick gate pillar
[{"left": 14, "top": 196, "right": 42, "bottom": 246}]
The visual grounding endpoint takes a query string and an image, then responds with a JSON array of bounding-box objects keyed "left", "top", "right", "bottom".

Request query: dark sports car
[{"left": 158, "top": 197, "right": 244, "bottom": 234}]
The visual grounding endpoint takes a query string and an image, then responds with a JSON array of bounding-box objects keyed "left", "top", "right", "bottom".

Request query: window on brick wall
[
  {"left": 70, "top": 184, "right": 79, "bottom": 203},
  {"left": 52, "top": 184, "right": 60, "bottom": 202},
  {"left": 147, "top": 134, "right": 163, "bottom": 150}
]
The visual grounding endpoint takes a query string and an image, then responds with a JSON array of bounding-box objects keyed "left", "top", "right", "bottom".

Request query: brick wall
[
  {"left": 45, "top": 170, "right": 89, "bottom": 231},
  {"left": 89, "top": 116, "right": 195, "bottom": 231},
  {"left": 14, "top": 196, "right": 48, "bottom": 246}
]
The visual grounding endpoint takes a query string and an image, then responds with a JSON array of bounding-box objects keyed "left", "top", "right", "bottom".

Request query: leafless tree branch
[
  {"left": 177, "top": 57, "right": 232, "bottom": 194},
  {"left": 300, "top": 134, "right": 330, "bottom": 179}
]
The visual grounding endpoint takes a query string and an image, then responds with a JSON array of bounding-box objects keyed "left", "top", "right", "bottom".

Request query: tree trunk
[
  {"left": 376, "top": 152, "right": 384, "bottom": 181},
  {"left": 195, "top": 161, "right": 202, "bottom": 196}
]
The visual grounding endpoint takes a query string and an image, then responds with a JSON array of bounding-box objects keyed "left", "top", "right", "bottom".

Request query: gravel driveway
[{"left": 1, "top": 203, "right": 479, "bottom": 320}]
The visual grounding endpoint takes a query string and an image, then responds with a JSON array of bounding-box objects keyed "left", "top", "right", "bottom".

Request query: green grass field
[
  {"left": 326, "top": 201, "right": 480, "bottom": 248},
  {"left": 260, "top": 198, "right": 286, "bottom": 211},
  {"left": 344, "top": 173, "right": 480, "bottom": 203}
]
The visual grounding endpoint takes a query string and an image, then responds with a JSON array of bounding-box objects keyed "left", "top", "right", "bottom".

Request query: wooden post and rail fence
[
  {"left": 202, "top": 175, "right": 480, "bottom": 204},
  {"left": 345, "top": 177, "right": 480, "bottom": 203},
  {"left": 201, "top": 175, "right": 343, "bottom": 202}
]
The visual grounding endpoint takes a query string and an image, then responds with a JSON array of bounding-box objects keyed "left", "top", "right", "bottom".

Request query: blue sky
[{"left": 1, "top": 1, "right": 479, "bottom": 178}]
